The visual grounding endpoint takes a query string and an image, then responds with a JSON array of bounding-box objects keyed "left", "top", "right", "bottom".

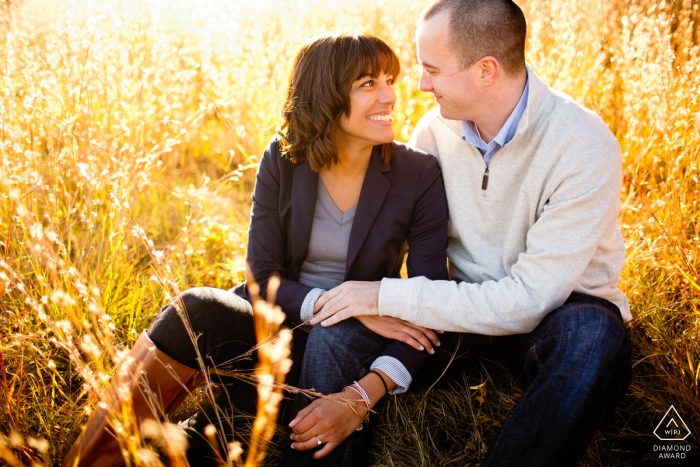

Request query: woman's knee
[
  {"left": 148, "top": 287, "right": 255, "bottom": 368},
  {"left": 151, "top": 287, "right": 252, "bottom": 334},
  {"left": 306, "top": 318, "right": 384, "bottom": 357},
  {"left": 301, "top": 319, "right": 386, "bottom": 386}
]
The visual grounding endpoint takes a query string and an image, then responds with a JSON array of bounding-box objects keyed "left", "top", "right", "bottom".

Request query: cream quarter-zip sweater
[{"left": 378, "top": 65, "right": 631, "bottom": 334}]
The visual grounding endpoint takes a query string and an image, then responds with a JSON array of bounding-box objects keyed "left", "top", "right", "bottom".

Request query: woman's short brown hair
[{"left": 277, "top": 33, "right": 401, "bottom": 171}]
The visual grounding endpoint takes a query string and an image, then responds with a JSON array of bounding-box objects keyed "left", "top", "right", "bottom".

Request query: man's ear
[{"left": 478, "top": 56, "right": 499, "bottom": 85}]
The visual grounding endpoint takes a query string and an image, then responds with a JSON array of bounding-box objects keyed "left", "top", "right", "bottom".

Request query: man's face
[{"left": 415, "top": 11, "right": 482, "bottom": 122}]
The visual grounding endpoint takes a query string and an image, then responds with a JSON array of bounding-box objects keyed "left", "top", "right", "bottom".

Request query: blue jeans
[
  {"left": 281, "top": 318, "right": 392, "bottom": 466},
  {"left": 285, "top": 293, "right": 631, "bottom": 467}
]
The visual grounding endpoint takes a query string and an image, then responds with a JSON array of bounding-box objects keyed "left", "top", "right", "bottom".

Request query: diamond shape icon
[{"left": 654, "top": 406, "right": 691, "bottom": 441}]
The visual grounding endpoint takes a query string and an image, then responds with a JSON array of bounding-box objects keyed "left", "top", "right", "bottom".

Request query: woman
[{"left": 63, "top": 33, "right": 448, "bottom": 467}]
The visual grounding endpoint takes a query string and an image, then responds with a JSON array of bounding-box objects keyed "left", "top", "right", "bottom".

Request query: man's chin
[{"left": 438, "top": 106, "right": 459, "bottom": 121}]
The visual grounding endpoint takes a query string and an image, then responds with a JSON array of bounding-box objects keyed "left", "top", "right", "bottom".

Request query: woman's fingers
[
  {"left": 290, "top": 435, "right": 324, "bottom": 451},
  {"left": 394, "top": 328, "right": 434, "bottom": 354},
  {"left": 290, "top": 436, "right": 340, "bottom": 458},
  {"left": 312, "top": 441, "right": 340, "bottom": 460},
  {"left": 289, "top": 398, "right": 320, "bottom": 431},
  {"left": 405, "top": 322, "right": 441, "bottom": 346}
]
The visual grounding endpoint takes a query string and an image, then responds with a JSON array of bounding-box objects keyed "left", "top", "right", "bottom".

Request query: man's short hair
[{"left": 421, "top": 0, "right": 527, "bottom": 76}]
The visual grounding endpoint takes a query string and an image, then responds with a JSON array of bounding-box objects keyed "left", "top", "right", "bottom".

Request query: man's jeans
[{"left": 289, "top": 292, "right": 632, "bottom": 467}]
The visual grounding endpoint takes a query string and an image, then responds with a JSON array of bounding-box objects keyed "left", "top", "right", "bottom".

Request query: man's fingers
[
  {"left": 312, "top": 441, "right": 340, "bottom": 459},
  {"left": 311, "top": 303, "right": 347, "bottom": 325},
  {"left": 314, "top": 282, "right": 348, "bottom": 312},
  {"left": 319, "top": 308, "right": 352, "bottom": 327},
  {"left": 314, "top": 284, "right": 344, "bottom": 311}
]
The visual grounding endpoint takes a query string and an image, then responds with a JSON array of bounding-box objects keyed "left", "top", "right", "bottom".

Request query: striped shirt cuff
[
  {"left": 300, "top": 288, "right": 326, "bottom": 323},
  {"left": 370, "top": 356, "right": 412, "bottom": 395}
]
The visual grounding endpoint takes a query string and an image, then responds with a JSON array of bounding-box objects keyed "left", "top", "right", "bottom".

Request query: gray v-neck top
[{"left": 298, "top": 179, "right": 357, "bottom": 290}]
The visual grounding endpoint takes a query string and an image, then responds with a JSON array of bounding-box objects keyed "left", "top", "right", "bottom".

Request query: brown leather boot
[{"left": 62, "top": 330, "right": 203, "bottom": 467}]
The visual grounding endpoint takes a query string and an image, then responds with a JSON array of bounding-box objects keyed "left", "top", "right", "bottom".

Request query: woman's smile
[
  {"left": 333, "top": 72, "right": 397, "bottom": 148},
  {"left": 367, "top": 113, "right": 393, "bottom": 125}
]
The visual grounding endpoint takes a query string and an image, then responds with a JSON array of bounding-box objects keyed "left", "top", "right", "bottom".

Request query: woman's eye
[
  {"left": 360, "top": 80, "right": 374, "bottom": 87},
  {"left": 386, "top": 78, "right": 395, "bottom": 85}
]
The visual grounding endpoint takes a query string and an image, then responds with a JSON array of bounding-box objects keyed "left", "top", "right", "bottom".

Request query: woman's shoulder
[
  {"left": 390, "top": 141, "right": 441, "bottom": 175},
  {"left": 259, "top": 137, "right": 300, "bottom": 171}
]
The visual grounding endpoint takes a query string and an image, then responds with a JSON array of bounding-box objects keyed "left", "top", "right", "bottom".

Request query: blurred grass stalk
[{"left": 0, "top": 0, "right": 698, "bottom": 465}]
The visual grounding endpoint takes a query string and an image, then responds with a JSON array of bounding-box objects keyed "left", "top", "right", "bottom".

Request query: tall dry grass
[{"left": 0, "top": 0, "right": 698, "bottom": 465}]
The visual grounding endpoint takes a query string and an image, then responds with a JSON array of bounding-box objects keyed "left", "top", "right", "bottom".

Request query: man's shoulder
[
  {"left": 528, "top": 70, "right": 618, "bottom": 147},
  {"left": 415, "top": 107, "right": 462, "bottom": 139}
]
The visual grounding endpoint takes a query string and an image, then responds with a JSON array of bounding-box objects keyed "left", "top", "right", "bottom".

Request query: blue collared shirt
[{"left": 460, "top": 78, "right": 529, "bottom": 167}]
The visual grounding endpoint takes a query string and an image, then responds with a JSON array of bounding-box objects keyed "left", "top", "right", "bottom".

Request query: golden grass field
[{"left": 0, "top": 0, "right": 699, "bottom": 465}]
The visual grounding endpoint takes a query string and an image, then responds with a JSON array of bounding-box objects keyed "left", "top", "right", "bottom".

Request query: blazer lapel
[
  {"left": 346, "top": 146, "right": 391, "bottom": 277},
  {"left": 291, "top": 162, "right": 318, "bottom": 277}
]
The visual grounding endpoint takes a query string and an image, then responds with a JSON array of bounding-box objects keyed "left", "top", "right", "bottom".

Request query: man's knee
[{"left": 530, "top": 302, "right": 631, "bottom": 387}]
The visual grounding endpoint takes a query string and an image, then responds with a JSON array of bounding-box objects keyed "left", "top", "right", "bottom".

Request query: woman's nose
[{"left": 380, "top": 83, "right": 397, "bottom": 106}]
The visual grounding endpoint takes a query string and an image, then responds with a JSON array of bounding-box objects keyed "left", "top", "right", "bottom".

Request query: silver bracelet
[{"left": 349, "top": 381, "right": 372, "bottom": 418}]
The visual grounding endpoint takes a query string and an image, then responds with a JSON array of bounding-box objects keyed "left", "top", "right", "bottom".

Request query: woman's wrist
[
  {"left": 342, "top": 369, "right": 398, "bottom": 427},
  {"left": 356, "top": 369, "right": 395, "bottom": 406}
]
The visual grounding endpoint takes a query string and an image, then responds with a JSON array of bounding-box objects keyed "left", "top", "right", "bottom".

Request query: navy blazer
[{"left": 235, "top": 139, "right": 448, "bottom": 377}]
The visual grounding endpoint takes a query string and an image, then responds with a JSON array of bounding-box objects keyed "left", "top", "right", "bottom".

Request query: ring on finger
[{"left": 315, "top": 436, "right": 322, "bottom": 445}]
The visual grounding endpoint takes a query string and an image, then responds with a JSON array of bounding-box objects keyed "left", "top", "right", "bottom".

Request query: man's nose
[{"left": 419, "top": 69, "right": 432, "bottom": 92}]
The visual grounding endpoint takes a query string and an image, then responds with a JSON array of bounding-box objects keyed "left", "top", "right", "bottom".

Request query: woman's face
[{"left": 332, "top": 72, "right": 396, "bottom": 151}]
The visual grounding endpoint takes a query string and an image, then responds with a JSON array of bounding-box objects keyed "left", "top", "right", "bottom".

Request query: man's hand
[
  {"left": 355, "top": 315, "right": 440, "bottom": 353},
  {"left": 288, "top": 393, "right": 365, "bottom": 459},
  {"left": 310, "top": 281, "right": 381, "bottom": 326}
]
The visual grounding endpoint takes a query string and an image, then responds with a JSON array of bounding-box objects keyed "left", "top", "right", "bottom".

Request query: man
[{"left": 310, "top": 0, "right": 632, "bottom": 465}]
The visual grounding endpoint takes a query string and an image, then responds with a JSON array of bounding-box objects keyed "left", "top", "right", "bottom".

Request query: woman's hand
[
  {"left": 288, "top": 392, "right": 366, "bottom": 459},
  {"left": 355, "top": 315, "right": 441, "bottom": 354}
]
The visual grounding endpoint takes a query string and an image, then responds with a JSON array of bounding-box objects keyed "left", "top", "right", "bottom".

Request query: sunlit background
[{"left": 1, "top": 0, "right": 699, "bottom": 464}]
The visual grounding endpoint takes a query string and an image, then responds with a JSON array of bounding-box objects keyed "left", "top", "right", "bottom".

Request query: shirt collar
[{"left": 460, "top": 77, "right": 529, "bottom": 151}]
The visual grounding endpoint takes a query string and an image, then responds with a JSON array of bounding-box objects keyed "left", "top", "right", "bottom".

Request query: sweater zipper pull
[{"left": 481, "top": 167, "right": 489, "bottom": 190}]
